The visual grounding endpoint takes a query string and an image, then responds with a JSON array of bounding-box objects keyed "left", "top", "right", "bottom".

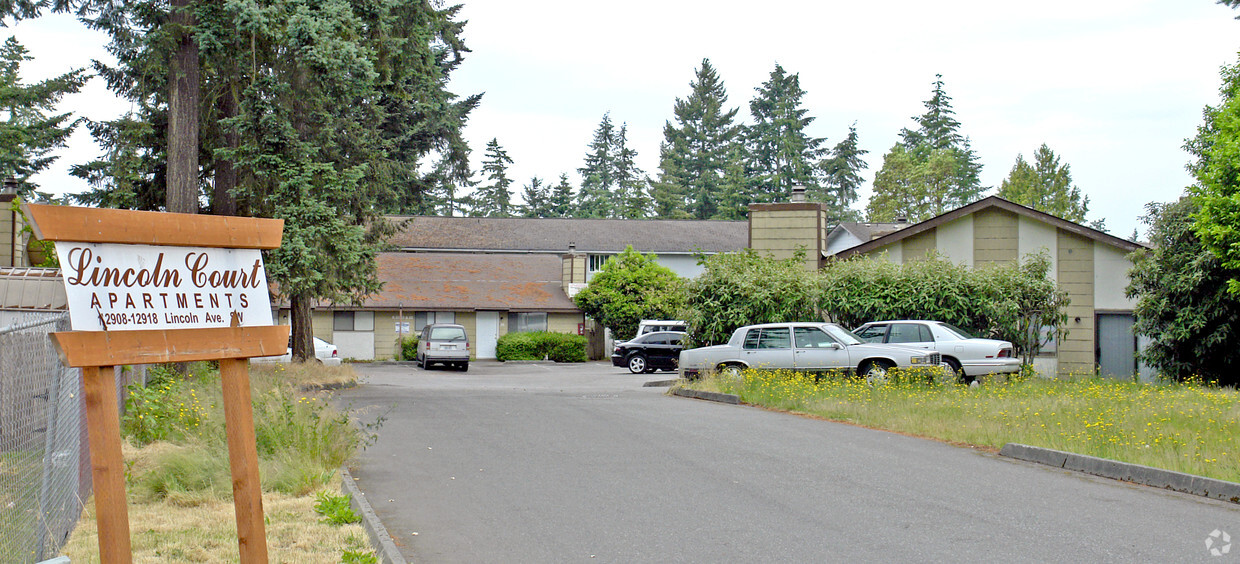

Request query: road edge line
[{"left": 341, "top": 467, "right": 408, "bottom": 563}]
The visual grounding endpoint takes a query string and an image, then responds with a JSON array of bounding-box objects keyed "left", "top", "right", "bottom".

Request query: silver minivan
[{"left": 417, "top": 323, "right": 470, "bottom": 371}]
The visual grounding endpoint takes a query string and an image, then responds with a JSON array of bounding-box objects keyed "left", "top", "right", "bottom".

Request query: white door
[{"left": 476, "top": 311, "right": 500, "bottom": 359}]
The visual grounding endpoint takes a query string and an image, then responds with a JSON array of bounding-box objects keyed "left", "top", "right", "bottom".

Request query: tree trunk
[
  {"left": 290, "top": 292, "right": 313, "bottom": 362},
  {"left": 167, "top": 0, "right": 200, "bottom": 214},
  {"left": 213, "top": 88, "right": 238, "bottom": 216}
]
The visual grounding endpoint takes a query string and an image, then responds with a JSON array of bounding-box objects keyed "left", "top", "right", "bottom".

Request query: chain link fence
[{"left": 0, "top": 312, "right": 143, "bottom": 562}]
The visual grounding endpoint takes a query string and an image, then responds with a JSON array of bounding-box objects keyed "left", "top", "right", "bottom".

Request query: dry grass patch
[
  {"left": 250, "top": 362, "right": 358, "bottom": 391},
  {"left": 61, "top": 488, "right": 370, "bottom": 563}
]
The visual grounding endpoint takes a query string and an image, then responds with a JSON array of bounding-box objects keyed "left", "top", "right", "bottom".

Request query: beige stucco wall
[
  {"left": 935, "top": 216, "right": 973, "bottom": 266},
  {"left": 873, "top": 244, "right": 902, "bottom": 264},
  {"left": 1094, "top": 244, "right": 1136, "bottom": 311},
  {"left": 749, "top": 208, "right": 823, "bottom": 270},
  {"left": 1017, "top": 216, "right": 1059, "bottom": 282},
  {"left": 973, "top": 208, "right": 1019, "bottom": 267},
  {"left": 1057, "top": 230, "right": 1095, "bottom": 375}
]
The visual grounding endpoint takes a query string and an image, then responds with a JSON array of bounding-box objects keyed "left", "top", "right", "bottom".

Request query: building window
[
  {"left": 588, "top": 254, "right": 614, "bottom": 273},
  {"left": 333, "top": 311, "right": 375, "bottom": 332},
  {"left": 413, "top": 311, "right": 456, "bottom": 332},
  {"left": 509, "top": 312, "right": 548, "bottom": 333}
]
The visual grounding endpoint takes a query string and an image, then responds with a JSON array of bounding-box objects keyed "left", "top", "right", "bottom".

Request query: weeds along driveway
[{"left": 337, "top": 361, "right": 1239, "bottom": 563}]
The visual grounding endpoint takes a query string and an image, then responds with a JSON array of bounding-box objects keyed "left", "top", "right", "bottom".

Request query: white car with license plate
[
  {"left": 852, "top": 320, "right": 1022, "bottom": 383},
  {"left": 677, "top": 322, "right": 947, "bottom": 382},
  {"left": 252, "top": 336, "right": 342, "bottom": 366}
]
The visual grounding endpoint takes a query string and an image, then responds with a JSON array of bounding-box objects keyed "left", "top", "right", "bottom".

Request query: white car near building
[
  {"left": 852, "top": 320, "right": 1022, "bottom": 382},
  {"left": 678, "top": 322, "right": 946, "bottom": 382},
  {"left": 252, "top": 336, "right": 343, "bottom": 366}
]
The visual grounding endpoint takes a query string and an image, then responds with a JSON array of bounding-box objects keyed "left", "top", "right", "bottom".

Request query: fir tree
[
  {"left": 548, "top": 173, "right": 576, "bottom": 218},
  {"left": 998, "top": 144, "right": 1090, "bottom": 223},
  {"left": 473, "top": 138, "right": 514, "bottom": 217},
  {"left": 746, "top": 63, "right": 825, "bottom": 205},
  {"left": 521, "top": 176, "right": 551, "bottom": 217},
  {"left": 657, "top": 58, "right": 742, "bottom": 219},
  {"left": 819, "top": 122, "right": 868, "bottom": 221},
  {"left": 577, "top": 113, "right": 617, "bottom": 218},
  {"left": 869, "top": 75, "right": 983, "bottom": 220},
  {"left": 0, "top": 37, "right": 86, "bottom": 199},
  {"left": 613, "top": 124, "right": 650, "bottom": 218}
]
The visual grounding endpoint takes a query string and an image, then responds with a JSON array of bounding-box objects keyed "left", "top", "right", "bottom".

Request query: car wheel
[
  {"left": 459, "top": 362, "right": 469, "bottom": 372},
  {"left": 943, "top": 358, "right": 964, "bottom": 384},
  {"left": 718, "top": 364, "right": 744, "bottom": 380},
  {"left": 627, "top": 354, "right": 648, "bottom": 374},
  {"left": 861, "top": 360, "right": 893, "bottom": 385}
]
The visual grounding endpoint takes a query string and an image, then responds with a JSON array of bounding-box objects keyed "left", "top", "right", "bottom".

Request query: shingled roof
[
  {"left": 338, "top": 252, "right": 579, "bottom": 312},
  {"left": 386, "top": 216, "right": 748, "bottom": 254}
]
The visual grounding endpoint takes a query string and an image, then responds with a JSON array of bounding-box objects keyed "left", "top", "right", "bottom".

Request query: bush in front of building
[
  {"left": 400, "top": 337, "right": 418, "bottom": 361},
  {"left": 496, "top": 331, "right": 587, "bottom": 362}
]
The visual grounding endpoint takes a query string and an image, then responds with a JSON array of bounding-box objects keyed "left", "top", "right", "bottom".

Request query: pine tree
[
  {"left": 521, "top": 177, "right": 550, "bottom": 217},
  {"left": 548, "top": 173, "right": 576, "bottom": 218},
  {"left": 869, "top": 75, "right": 983, "bottom": 220},
  {"left": 577, "top": 113, "right": 617, "bottom": 218},
  {"left": 819, "top": 122, "right": 868, "bottom": 221},
  {"left": 657, "top": 58, "right": 742, "bottom": 220},
  {"left": 650, "top": 141, "right": 691, "bottom": 219},
  {"left": 0, "top": 37, "right": 86, "bottom": 199},
  {"left": 613, "top": 123, "right": 650, "bottom": 218},
  {"left": 473, "top": 138, "right": 514, "bottom": 217},
  {"left": 998, "top": 144, "right": 1090, "bottom": 223},
  {"left": 746, "top": 63, "right": 825, "bottom": 205}
]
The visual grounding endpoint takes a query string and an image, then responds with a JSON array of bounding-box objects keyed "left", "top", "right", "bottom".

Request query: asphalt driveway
[{"left": 336, "top": 361, "right": 1239, "bottom": 563}]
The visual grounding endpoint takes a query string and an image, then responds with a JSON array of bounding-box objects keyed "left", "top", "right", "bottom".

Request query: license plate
[{"left": 440, "top": 345, "right": 456, "bottom": 350}]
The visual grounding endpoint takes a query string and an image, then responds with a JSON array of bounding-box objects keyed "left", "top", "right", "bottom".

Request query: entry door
[
  {"left": 1097, "top": 313, "right": 1137, "bottom": 379},
  {"left": 476, "top": 311, "right": 500, "bottom": 359}
]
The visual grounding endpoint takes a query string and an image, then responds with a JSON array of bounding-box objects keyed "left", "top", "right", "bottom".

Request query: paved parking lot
[{"left": 338, "top": 361, "right": 1240, "bottom": 563}]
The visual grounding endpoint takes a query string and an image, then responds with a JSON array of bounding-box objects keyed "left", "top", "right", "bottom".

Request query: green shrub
[
  {"left": 400, "top": 337, "right": 419, "bottom": 360},
  {"left": 496, "top": 331, "right": 587, "bottom": 362}
]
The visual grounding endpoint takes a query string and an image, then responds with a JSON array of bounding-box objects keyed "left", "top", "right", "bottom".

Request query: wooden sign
[{"left": 24, "top": 203, "right": 287, "bottom": 564}]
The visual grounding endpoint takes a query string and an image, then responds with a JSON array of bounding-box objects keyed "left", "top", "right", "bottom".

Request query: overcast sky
[{"left": 10, "top": 1, "right": 1240, "bottom": 237}]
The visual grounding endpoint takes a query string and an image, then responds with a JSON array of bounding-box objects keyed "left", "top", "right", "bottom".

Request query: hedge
[
  {"left": 399, "top": 337, "right": 418, "bottom": 360},
  {"left": 496, "top": 331, "right": 587, "bottom": 363}
]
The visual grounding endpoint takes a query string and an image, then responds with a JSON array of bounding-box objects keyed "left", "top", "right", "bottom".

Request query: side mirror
[{"left": 827, "top": 342, "right": 843, "bottom": 350}]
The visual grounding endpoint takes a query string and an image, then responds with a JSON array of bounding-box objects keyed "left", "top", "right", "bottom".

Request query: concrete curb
[
  {"left": 341, "top": 467, "right": 407, "bottom": 564},
  {"left": 643, "top": 379, "right": 681, "bottom": 388},
  {"left": 671, "top": 387, "right": 740, "bottom": 404},
  {"left": 999, "top": 443, "right": 1240, "bottom": 504}
]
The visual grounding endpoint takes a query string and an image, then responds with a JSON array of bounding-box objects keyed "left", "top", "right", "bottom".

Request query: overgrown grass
[
  {"left": 62, "top": 361, "right": 376, "bottom": 562},
  {"left": 685, "top": 368, "right": 1240, "bottom": 483}
]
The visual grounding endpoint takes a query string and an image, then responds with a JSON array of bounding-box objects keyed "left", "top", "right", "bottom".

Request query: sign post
[{"left": 24, "top": 204, "right": 288, "bottom": 564}]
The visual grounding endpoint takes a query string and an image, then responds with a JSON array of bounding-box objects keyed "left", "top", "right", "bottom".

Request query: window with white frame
[{"left": 588, "top": 254, "right": 615, "bottom": 273}]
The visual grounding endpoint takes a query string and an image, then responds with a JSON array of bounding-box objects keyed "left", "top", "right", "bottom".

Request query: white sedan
[
  {"left": 252, "top": 336, "right": 343, "bottom": 366},
  {"left": 852, "top": 320, "right": 1021, "bottom": 382}
]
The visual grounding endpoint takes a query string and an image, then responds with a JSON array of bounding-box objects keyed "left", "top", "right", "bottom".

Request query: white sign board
[{"left": 55, "top": 242, "right": 274, "bottom": 332}]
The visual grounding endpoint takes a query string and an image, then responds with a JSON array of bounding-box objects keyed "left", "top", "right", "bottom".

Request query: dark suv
[{"left": 611, "top": 331, "right": 686, "bottom": 374}]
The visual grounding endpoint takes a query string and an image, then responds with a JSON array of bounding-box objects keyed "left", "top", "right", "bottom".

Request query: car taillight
[
  {"left": 998, "top": 348, "right": 1012, "bottom": 358},
  {"left": 332, "top": 349, "right": 338, "bottom": 357}
]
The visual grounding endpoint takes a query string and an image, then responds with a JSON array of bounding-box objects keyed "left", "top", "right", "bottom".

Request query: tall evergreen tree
[
  {"left": 650, "top": 141, "right": 690, "bottom": 219},
  {"left": 1187, "top": 49, "right": 1240, "bottom": 294},
  {"left": 0, "top": 37, "right": 86, "bottom": 199},
  {"left": 870, "top": 74, "right": 983, "bottom": 220},
  {"left": 613, "top": 124, "right": 650, "bottom": 218},
  {"left": 657, "top": 58, "right": 742, "bottom": 219},
  {"left": 746, "top": 63, "right": 825, "bottom": 205},
  {"left": 548, "top": 173, "right": 576, "bottom": 218},
  {"left": 998, "top": 144, "right": 1090, "bottom": 223},
  {"left": 819, "top": 122, "right": 868, "bottom": 221},
  {"left": 521, "top": 176, "right": 550, "bottom": 217},
  {"left": 473, "top": 138, "right": 514, "bottom": 217},
  {"left": 577, "top": 113, "right": 617, "bottom": 218}
]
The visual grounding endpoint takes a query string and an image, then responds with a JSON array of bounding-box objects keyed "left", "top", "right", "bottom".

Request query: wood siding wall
[
  {"left": 973, "top": 208, "right": 1019, "bottom": 267},
  {"left": 749, "top": 208, "right": 824, "bottom": 270},
  {"left": 902, "top": 229, "right": 937, "bottom": 261},
  {"left": 1057, "top": 229, "right": 1095, "bottom": 375}
]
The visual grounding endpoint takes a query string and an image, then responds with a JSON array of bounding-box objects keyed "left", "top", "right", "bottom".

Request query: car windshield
[
  {"left": 823, "top": 325, "right": 863, "bottom": 345},
  {"left": 937, "top": 323, "right": 974, "bottom": 340},
  {"left": 429, "top": 327, "right": 467, "bottom": 341}
]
